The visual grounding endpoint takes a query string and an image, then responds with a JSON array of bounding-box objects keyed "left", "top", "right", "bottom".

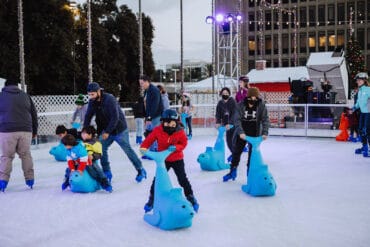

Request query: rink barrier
[{"left": 31, "top": 95, "right": 351, "bottom": 143}]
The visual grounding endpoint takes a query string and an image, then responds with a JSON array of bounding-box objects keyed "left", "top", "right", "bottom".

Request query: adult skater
[
  {"left": 215, "top": 87, "right": 238, "bottom": 154},
  {"left": 84, "top": 82, "right": 147, "bottom": 183},
  {"left": 0, "top": 79, "right": 38, "bottom": 191}
]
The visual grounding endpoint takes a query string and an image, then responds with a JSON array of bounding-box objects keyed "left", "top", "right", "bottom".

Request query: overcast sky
[{"left": 76, "top": 0, "right": 212, "bottom": 68}]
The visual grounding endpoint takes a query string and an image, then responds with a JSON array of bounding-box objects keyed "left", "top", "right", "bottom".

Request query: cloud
[{"left": 76, "top": 0, "right": 212, "bottom": 66}]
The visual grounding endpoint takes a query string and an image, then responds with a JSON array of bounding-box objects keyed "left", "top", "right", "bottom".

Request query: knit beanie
[
  {"left": 75, "top": 94, "right": 87, "bottom": 105},
  {"left": 247, "top": 87, "right": 260, "bottom": 98},
  {"left": 220, "top": 87, "right": 231, "bottom": 95}
]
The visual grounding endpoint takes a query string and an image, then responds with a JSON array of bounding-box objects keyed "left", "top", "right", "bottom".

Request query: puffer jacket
[
  {"left": 354, "top": 85, "right": 370, "bottom": 113},
  {"left": 140, "top": 123, "right": 187, "bottom": 162}
]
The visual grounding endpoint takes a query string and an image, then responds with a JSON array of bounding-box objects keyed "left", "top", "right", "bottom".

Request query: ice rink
[{"left": 1, "top": 133, "right": 370, "bottom": 247}]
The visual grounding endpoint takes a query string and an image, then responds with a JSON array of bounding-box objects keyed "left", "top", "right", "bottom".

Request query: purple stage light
[
  {"left": 226, "top": 14, "right": 234, "bottom": 22},
  {"left": 215, "top": 14, "right": 224, "bottom": 23},
  {"left": 205, "top": 16, "right": 214, "bottom": 24}
]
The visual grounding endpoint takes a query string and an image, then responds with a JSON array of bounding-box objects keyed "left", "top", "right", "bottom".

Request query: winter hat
[
  {"left": 220, "top": 87, "right": 231, "bottom": 95},
  {"left": 239, "top": 76, "right": 249, "bottom": 83},
  {"left": 75, "top": 94, "right": 88, "bottom": 105},
  {"left": 87, "top": 82, "right": 103, "bottom": 92},
  {"left": 4, "top": 79, "right": 18, "bottom": 86},
  {"left": 247, "top": 87, "right": 260, "bottom": 98}
]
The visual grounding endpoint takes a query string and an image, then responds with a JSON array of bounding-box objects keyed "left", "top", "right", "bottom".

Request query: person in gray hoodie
[{"left": 0, "top": 79, "right": 38, "bottom": 192}]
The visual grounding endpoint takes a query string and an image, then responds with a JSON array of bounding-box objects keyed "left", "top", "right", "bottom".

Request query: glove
[
  {"left": 145, "top": 122, "right": 153, "bottom": 131},
  {"left": 168, "top": 145, "right": 176, "bottom": 152}
]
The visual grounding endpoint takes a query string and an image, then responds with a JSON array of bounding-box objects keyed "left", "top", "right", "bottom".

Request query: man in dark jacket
[
  {"left": 139, "top": 75, "right": 163, "bottom": 152},
  {"left": 84, "top": 82, "right": 146, "bottom": 183},
  {"left": 0, "top": 79, "right": 38, "bottom": 191},
  {"left": 140, "top": 75, "right": 163, "bottom": 126}
]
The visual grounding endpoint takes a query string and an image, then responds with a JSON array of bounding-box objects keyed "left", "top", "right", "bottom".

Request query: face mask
[
  {"left": 247, "top": 98, "right": 257, "bottom": 106},
  {"left": 163, "top": 126, "right": 176, "bottom": 135},
  {"left": 222, "top": 95, "right": 229, "bottom": 100}
]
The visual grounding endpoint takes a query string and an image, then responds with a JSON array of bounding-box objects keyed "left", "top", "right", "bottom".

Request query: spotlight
[
  {"left": 215, "top": 14, "right": 224, "bottom": 23},
  {"left": 205, "top": 16, "right": 214, "bottom": 24},
  {"left": 226, "top": 14, "right": 234, "bottom": 22}
]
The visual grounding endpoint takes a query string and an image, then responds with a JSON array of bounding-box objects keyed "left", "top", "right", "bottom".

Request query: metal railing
[{"left": 34, "top": 101, "right": 351, "bottom": 144}]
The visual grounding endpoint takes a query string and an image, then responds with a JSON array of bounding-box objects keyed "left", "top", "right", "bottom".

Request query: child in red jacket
[{"left": 140, "top": 109, "right": 199, "bottom": 213}]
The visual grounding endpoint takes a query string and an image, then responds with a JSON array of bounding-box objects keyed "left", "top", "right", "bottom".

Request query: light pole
[
  {"left": 18, "top": 0, "right": 25, "bottom": 91},
  {"left": 69, "top": 1, "right": 79, "bottom": 94},
  {"left": 139, "top": 0, "right": 143, "bottom": 76},
  {"left": 172, "top": 69, "right": 179, "bottom": 103},
  {"left": 180, "top": 0, "right": 184, "bottom": 92},
  {"left": 87, "top": 0, "right": 93, "bottom": 83}
]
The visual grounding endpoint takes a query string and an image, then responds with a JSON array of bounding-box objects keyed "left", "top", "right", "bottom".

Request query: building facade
[{"left": 215, "top": 0, "right": 370, "bottom": 75}]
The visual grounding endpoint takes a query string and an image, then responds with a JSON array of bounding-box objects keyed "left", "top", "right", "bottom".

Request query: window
[
  {"left": 357, "top": 29, "right": 365, "bottom": 49},
  {"left": 337, "top": 30, "right": 344, "bottom": 47},
  {"left": 309, "top": 6, "right": 316, "bottom": 26},
  {"left": 282, "top": 59, "right": 289, "bottom": 67},
  {"left": 308, "top": 32, "right": 316, "bottom": 52},
  {"left": 299, "top": 58, "right": 306, "bottom": 66},
  {"left": 274, "top": 11, "right": 279, "bottom": 30},
  {"left": 337, "top": 3, "right": 345, "bottom": 23},
  {"left": 273, "top": 34, "right": 279, "bottom": 54},
  {"left": 300, "top": 33, "right": 307, "bottom": 53},
  {"left": 367, "top": 28, "right": 370, "bottom": 49},
  {"left": 282, "top": 12, "right": 289, "bottom": 29},
  {"left": 299, "top": 7, "right": 307, "bottom": 28},
  {"left": 357, "top": 1, "right": 365, "bottom": 22},
  {"left": 328, "top": 31, "right": 335, "bottom": 50},
  {"left": 249, "top": 13, "right": 255, "bottom": 32},
  {"left": 327, "top": 4, "right": 334, "bottom": 25},
  {"left": 248, "top": 37, "right": 256, "bottom": 56},
  {"left": 265, "top": 35, "right": 272, "bottom": 54},
  {"left": 347, "top": 2, "right": 355, "bottom": 19},
  {"left": 282, "top": 34, "right": 289, "bottom": 53},
  {"left": 248, "top": 60, "right": 255, "bottom": 70},
  {"left": 249, "top": 0, "right": 255, "bottom": 8},
  {"left": 319, "top": 31, "right": 326, "bottom": 51},
  {"left": 265, "top": 11, "right": 271, "bottom": 30},
  {"left": 318, "top": 5, "right": 325, "bottom": 26}
]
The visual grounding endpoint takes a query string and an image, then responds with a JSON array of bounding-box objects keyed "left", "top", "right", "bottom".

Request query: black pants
[
  {"left": 185, "top": 116, "right": 192, "bottom": 135},
  {"left": 148, "top": 159, "right": 193, "bottom": 201},
  {"left": 231, "top": 137, "right": 253, "bottom": 175},
  {"left": 358, "top": 112, "right": 370, "bottom": 145},
  {"left": 226, "top": 128, "right": 235, "bottom": 153}
]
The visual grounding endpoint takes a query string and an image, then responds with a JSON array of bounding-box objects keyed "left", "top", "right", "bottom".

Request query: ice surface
[{"left": 1, "top": 133, "right": 369, "bottom": 247}]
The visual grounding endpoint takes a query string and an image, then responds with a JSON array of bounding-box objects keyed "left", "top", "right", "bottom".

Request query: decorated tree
[{"left": 345, "top": 37, "right": 366, "bottom": 90}]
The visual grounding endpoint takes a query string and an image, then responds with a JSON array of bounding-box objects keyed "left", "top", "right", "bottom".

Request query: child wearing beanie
[
  {"left": 223, "top": 87, "right": 270, "bottom": 182},
  {"left": 71, "top": 94, "right": 88, "bottom": 129}
]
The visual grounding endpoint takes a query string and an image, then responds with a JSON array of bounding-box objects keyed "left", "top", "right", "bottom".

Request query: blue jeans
[
  {"left": 135, "top": 118, "right": 144, "bottom": 137},
  {"left": 100, "top": 129, "right": 142, "bottom": 172},
  {"left": 359, "top": 112, "right": 370, "bottom": 145},
  {"left": 147, "top": 116, "right": 161, "bottom": 151}
]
